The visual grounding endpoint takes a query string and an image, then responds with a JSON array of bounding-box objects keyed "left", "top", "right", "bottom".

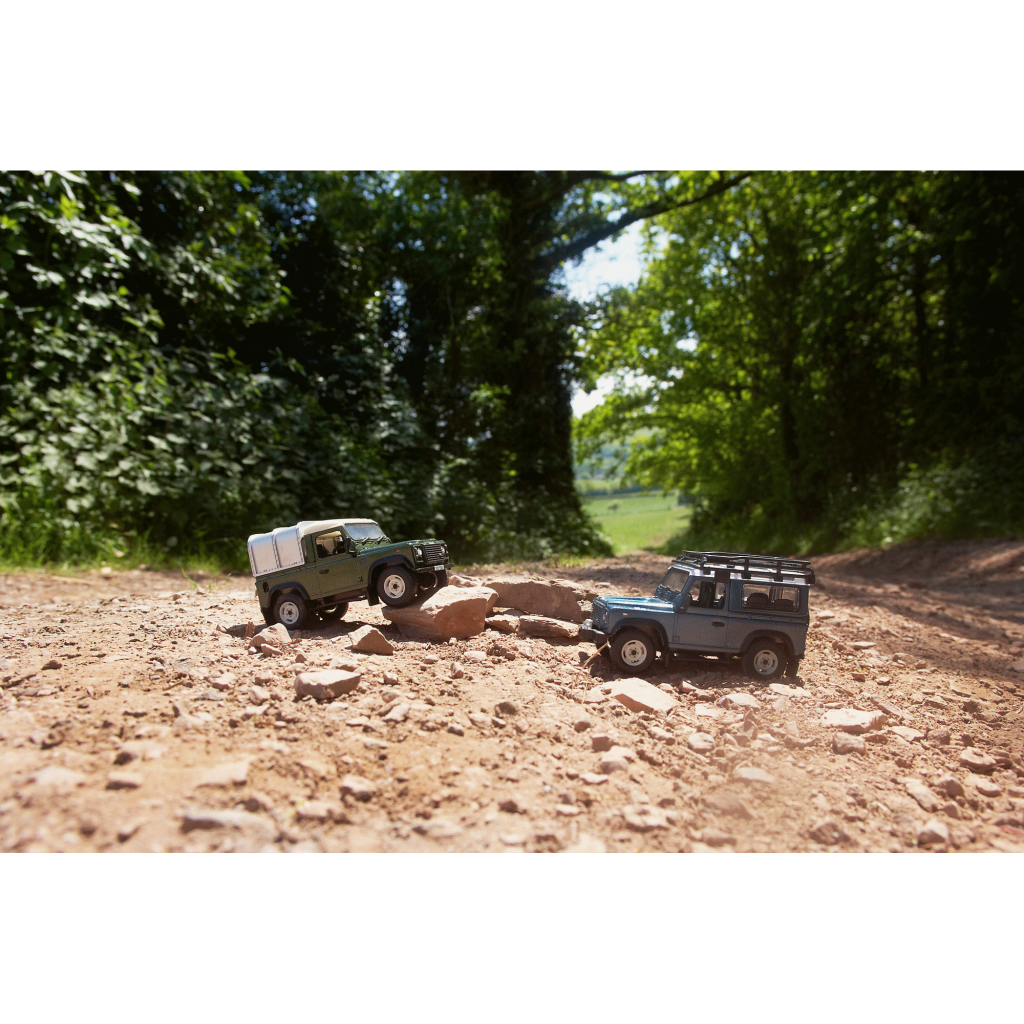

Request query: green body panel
[{"left": 254, "top": 524, "right": 449, "bottom": 614}]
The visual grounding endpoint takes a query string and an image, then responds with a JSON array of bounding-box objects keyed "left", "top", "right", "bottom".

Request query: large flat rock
[
  {"left": 483, "top": 578, "right": 585, "bottom": 624},
  {"left": 381, "top": 586, "right": 498, "bottom": 640},
  {"left": 820, "top": 708, "right": 887, "bottom": 734}
]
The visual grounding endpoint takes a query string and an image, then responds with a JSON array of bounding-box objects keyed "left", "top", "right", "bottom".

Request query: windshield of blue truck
[{"left": 655, "top": 567, "right": 689, "bottom": 602}]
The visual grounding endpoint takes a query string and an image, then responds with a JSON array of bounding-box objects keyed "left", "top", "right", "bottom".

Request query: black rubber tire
[
  {"left": 274, "top": 591, "right": 310, "bottom": 629},
  {"left": 260, "top": 606, "right": 275, "bottom": 626},
  {"left": 785, "top": 656, "right": 801, "bottom": 679},
  {"left": 377, "top": 565, "right": 417, "bottom": 607},
  {"left": 610, "top": 628, "right": 657, "bottom": 675},
  {"left": 742, "top": 639, "right": 786, "bottom": 680},
  {"left": 417, "top": 569, "right": 446, "bottom": 597},
  {"left": 319, "top": 602, "right": 348, "bottom": 622}
]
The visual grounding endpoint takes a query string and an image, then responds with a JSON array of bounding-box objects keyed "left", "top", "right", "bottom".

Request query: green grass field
[{"left": 582, "top": 491, "right": 691, "bottom": 554}]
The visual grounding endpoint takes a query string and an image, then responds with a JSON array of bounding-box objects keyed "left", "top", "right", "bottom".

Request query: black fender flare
[
  {"left": 610, "top": 619, "right": 668, "bottom": 651},
  {"left": 741, "top": 630, "right": 795, "bottom": 659},
  {"left": 268, "top": 581, "right": 313, "bottom": 603},
  {"left": 369, "top": 556, "right": 415, "bottom": 590}
]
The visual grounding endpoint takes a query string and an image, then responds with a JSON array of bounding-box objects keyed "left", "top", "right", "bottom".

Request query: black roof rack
[{"left": 674, "top": 550, "right": 815, "bottom": 585}]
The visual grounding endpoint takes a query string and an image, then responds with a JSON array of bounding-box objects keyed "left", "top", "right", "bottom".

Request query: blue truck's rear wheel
[
  {"left": 742, "top": 640, "right": 786, "bottom": 680},
  {"left": 610, "top": 629, "right": 657, "bottom": 674}
]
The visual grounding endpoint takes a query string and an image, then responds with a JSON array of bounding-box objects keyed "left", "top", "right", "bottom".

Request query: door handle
[
  {"left": 319, "top": 569, "right": 328, "bottom": 574},
  {"left": 712, "top": 620, "right": 725, "bottom": 627}
]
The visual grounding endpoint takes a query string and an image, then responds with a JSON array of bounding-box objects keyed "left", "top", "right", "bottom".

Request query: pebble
[
  {"left": 562, "top": 834, "right": 606, "bottom": 853},
  {"left": 494, "top": 700, "right": 519, "bottom": 717},
  {"left": 917, "top": 818, "right": 950, "bottom": 846},
  {"left": 905, "top": 780, "right": 939, "bottom": 812},
  {"left": 579, "top": 772, "right": 609, "bottom": 785},
  {"left": 450, "top": 662, "right": 465, "bottom": 679},
  {"left": 106, "top": 771, "right": 144, "bottom": 790},
  {"left": 181, "top": 808, "right": 277, "bottom": 841},
  {"left": 699, "top": 827, "right": 736, "bottom": 847},
  {"left": 820, "top": 708, "right": 887, "bottom": 734},
  {"left": 447, "top": 722, "right": 465, "bottom": 736},
  {"left": 413, "top": 819, "right": 463, "bottom": 839},
  {"left": 716, "top": 691, "right": 761, "bottom": 710},
  {"left": 294, "top": 669, "right": 361, "bottom": 701},
  {"left": 598, "top": 747, "right": 633, "bottom": 774},
  {"left": 591, "top": 733, "right": 614, "bottom": 752},
  {"left": 703, "top": 790, "right": 754, "bottom": 819},
  {"left": 808, "top": 819, "right": 851, "bottom": 845},
  {"left": 295, "top": 801, "right": 336, "bottom": 822},
  {"left": 468, "top": 712, "right": 491, "bottom": 729},
  {"left": 555, "top": 804, "right": 583, "bottom": 816},
  {"left": 498, "top": 796, "right": 528, "bottom": 814},
  {"left": 196, "top": 761, "right": 250, "bottom": 788},
  {"left": 890, "top": 726, "right": 925, "bottom": 743},
  {"left": 573, "top": 716, "right": 593, "bottom": 732},
  {"left": 622, "top": 805, "right": 670, "bottom": 832},
  {"left": 833, "top": 733, "right": 866, "bottom": 755},
  {"left": 198, "top": 687, "right": 225, "bottom": 701},
  {"left": 341, "top": 774, "right": 376, "bottom": 801},
  {"left": 31, "top": 766, "right": 86, "bottom": 792},
  {"left": 687, "top": 732, "right": 716, "bottom": 754},
  {"left": 974, "top": 778, "right": 1002, "bottom": 798},
  {"left": 383, "top": 703, "right": 410, "bottom": 723},
  {"left": 250, "top": 684, "right": 270, "bottom": 704},
  {"left": 648, "top": 726, "right": 674, "bottom": 743},
  {"left": 934, "top": 774, "right": 966, "bottom": 798},
  {"left": 732, "top": 766, "right": 776, "bottom": 786},
  {"left": 464, "top": 651, "right": 487, "bottom": 664},
  {"left": 960, "top": 747, "right": 997, "bottom": 773}
]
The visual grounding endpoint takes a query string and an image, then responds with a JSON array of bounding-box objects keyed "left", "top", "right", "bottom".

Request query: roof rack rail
[{"left": 675, "top": 550, "right": 815, "bottom": 585}]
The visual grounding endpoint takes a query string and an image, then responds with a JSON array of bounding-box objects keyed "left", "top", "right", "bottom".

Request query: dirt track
[{"left": 2, "top": 538, "right": 1023, "bottom": 853}]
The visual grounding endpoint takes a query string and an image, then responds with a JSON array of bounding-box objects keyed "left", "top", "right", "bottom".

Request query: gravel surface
[{"left": 2, "top": 538, "right": 1023, "bottom": 853}]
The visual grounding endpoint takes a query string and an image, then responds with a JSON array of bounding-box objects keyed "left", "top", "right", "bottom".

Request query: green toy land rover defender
[{"left": 247, "top": 518, "right": 451, "bottom": 629}]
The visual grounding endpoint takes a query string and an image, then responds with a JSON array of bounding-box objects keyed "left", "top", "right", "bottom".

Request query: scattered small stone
[
  {"left": 699, "top": 827, "right": 737, "bottom": 847},
  {"left": 974, "top": 778, "right": 1003, "bottom": 798},
  {"left": 579, "top": 772, "right": 609, "bottom": 785},
  {"left": 573, "top": 716, "right": 593, "bottom": 732},
  {"left": 809, "top": 819, "right": 851, "bottom": 845},
  {"left": 687, "top": 732, "right": 716, "bottom": 754},
  {"left": 413, "top": 819, "right": 464, "bottom": 839},
  {"left": 622, "top": 805, "right": 670, "bottom": 832},
  {"left": 608, "top": 677, "right": 678, "bottom": 714},
  {"left": 450, "top": 662, "right": 465, "bottom": 679},
  {"left": 348, "top": 625, "right": 394, "bottom": 655},
  {"left": 648, "top": 726, "right": 674, "bottom": 743},
  {"left": 196, "top": 761, "right": 249, "bottom": 788},
  {"left": 591, "top": 733, "right": 614, "bottom": 752},
  {"left": 890, "top": 725, "right": 925, "bottom": 743},
  {"left": 341, "top": 775, "right": 376, "bottom": 801},
  {"left": 833, "top": 732, "right": 866, "bottom": 755},
  {"left": 117, "top": 820, "right": 145, "bottom": 843},
  {"left": 905, "top": 780, "right": 939, "bottom": 812},
  {"left": 851, "top": 641, "right": 877, "bottom": 650},
  {"left": 918, "top": 818, "right": 950, "bottom": 846},
  {"left": 598, "top": 746, "right": 634, "bottom": 774},
  {"left": 517, "top": 615, "right": 576, "bottom": 639},
  {"left": 934, "top": 774, "right": 965, "bottom": 799},
  {"left": 447, "top": 722, "right": 464, "bottom": 736},
  {"left": 928, "top": 727, "right": 951, "bottom": 746},
  {"left": 106, "top": 771, "right": 144, "bottom": 790},
  {"left": 181, "top": 808, "right": 277, "bottom": 841},
  {"left": 820, "top": 708, "right": 887, "bottom": 734},
  {"left": 960, "top": 747, "right": 997, "bottom": 774},
  {"left": 704, "top": 790, "right": 754, "bottom": 819},
  {"left": 732, "top": 766, "right": 776, "bottom": 786},
  {"left": 499, "top": 797, "right": 528, "bottom": 814},
  {"left": 250, "top": 684, "right": 270, "bottom": 704},
  {"left": 198, "top": 687, "right": 225, "bottom": 701},
  {"left": 562, "top": 834, "right": 606, "bottom": 853},
  {"left": 468, "top": 712, "right": 491, "bottom": 729},
  {"left": 555, "top": 804, "right": 583, "bottom": 817},
  {"left": 31, "top": 766, "right": 86, "bottom": 793},
  {"left": 294, "top": 669, "right": 361, "bottom": 701},
  {"left": 717, "top": 691, "right": 761, "bottom": 710},
  {"left": 494, "top": 700, "right": 519, "bottom": 717}
]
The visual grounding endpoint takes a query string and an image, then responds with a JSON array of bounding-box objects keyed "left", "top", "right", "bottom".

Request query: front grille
[{"left": 422, "top": 543, "right": 446, "bottom": 564}]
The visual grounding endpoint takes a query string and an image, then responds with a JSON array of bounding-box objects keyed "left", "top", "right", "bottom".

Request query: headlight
[{"left": 414, "top": 547, "right": 423, "bottom": 560}]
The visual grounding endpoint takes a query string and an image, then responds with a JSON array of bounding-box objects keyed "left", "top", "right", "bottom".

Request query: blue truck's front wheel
[{"left": 610, "top": 629, "right": 657, "bottom": 674}]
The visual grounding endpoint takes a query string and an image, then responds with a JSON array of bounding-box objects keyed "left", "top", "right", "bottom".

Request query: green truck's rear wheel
[
  {"left": 274, "top": 592, "right": 310, "bottom": 629},
  {"left": 319, "top": 603, "right": 348, "bottom": 622}
]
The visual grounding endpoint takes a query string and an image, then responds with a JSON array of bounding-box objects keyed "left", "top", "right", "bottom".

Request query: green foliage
[{"left": 577, "top": 171, "right": 1024, "bottom": 554}]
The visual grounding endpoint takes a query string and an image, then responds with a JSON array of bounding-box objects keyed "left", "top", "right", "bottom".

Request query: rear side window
[{"left": 742, "top": 584, "right": 801, "bottom": 612}]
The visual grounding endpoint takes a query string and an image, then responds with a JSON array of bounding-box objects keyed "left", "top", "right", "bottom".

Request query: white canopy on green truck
[{"left": 247, "top": 519, "right": 380, "bottom": 577}]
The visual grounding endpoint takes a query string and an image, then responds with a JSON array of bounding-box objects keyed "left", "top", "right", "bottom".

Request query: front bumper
[{"left": 579, "top": 619, "right": 608, "bottom": 646}]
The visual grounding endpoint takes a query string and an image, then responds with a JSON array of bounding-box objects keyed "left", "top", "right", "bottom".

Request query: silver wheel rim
[
  {"left": 278, "top": 599, "right": 300, "bottom": 625},
  {"left": 753, "top": 648, "right": 779, "bottom": 675},
  {"left": 382, "top": 573, "right": 407, "bottom": 600},
  {"left": 621, "top": 639, "right": 649, "bottom": 667}
]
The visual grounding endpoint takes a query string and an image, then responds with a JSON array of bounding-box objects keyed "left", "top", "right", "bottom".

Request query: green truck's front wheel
[
  {"left": 378, "top": 566, "right": 417, "bottom": 607},
  {"left": 320, "top": 603, "right": 348, "bottom": 622}
]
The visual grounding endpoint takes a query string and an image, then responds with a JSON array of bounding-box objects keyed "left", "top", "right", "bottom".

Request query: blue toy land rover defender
[{"left": 582, "top": 551, "right": 815, "bottom": 680}]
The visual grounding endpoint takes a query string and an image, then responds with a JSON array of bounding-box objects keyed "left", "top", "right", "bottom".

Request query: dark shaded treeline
[{"left": 0, "top": 170, "right": 735, "bottom": 564}]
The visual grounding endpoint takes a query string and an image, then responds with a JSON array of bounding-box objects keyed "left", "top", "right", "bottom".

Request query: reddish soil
[{"left": 2, "top": 538, "right": 1023, "bottom": 853}]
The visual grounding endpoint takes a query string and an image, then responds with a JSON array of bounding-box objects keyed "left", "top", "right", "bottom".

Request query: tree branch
[{"left": 541, "top": 173, "right": 751, "bottom": 272}]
